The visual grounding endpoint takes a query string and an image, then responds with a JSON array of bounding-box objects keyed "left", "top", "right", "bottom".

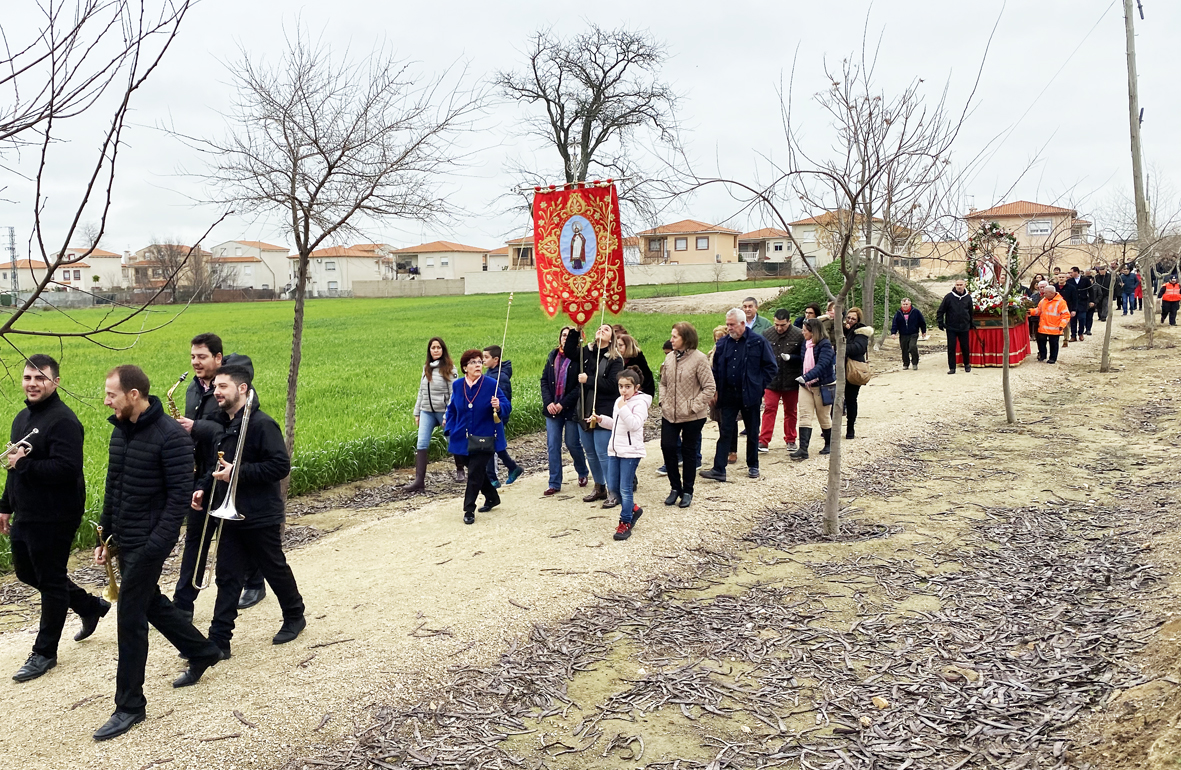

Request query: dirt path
[
  {"left": 625, "top": 285, "right": 786, "bottom": 315},
  {"left": 0, "top": 317, "right": 1175, "bottom": 769}
]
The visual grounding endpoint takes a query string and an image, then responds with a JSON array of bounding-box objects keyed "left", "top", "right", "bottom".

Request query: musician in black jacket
[
  {"left": 193, "top": 364, "right": 305, "bottom": 665},
  {"left": 172, "top": 333, "right": 266, "bottom": 616},
  {"left": 0, "top": 355, "right": 108, "bottom": 683},
  {"left": 94, "top": 365, "right": 224, "bottom": 741}
]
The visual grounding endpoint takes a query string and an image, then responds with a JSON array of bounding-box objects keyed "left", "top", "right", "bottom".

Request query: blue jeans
[
  {"left": 546, "top": 416, "right": 589, "bottom": 489},
  {"left": 579, "top": 425, "right": 611, "bottom": 486},
  {"left": 416, "top": 411, "right": 445, "bottom": 450},
  {"left": 1122, "top": 293, "right": 1135, "bottom": 314},
  {"left": 606, "top": 456, "right": 641, "bottom": 523}
]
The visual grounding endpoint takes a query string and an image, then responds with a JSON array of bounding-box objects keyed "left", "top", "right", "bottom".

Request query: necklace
[{"left": 463, "top": 376, "right": 484, "bottom": 410}]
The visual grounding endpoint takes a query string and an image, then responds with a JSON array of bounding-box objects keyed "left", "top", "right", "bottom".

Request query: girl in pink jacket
[{"left": 599, "top": 369, "right": 651, "bottom": 541}]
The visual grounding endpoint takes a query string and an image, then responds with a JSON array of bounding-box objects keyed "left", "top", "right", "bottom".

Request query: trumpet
[
  {"left": 192, "top": 389, "right": 253, "bottom": 590},
  {"left": 166, "top": 372, "right": 189, "bottom": 419},
  {"left": 1, "top": 428, "right": 38, "bottom": 470},
  {"left": 95, "top": 525, "right": 120, "bottom": 603}
]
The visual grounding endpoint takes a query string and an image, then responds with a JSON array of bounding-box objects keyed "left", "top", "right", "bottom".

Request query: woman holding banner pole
[
  {"left": 541, "top": 326, "right": 589, "bottom": 495},
  {"left": 564, "top": 323, "right": 622, "bottom": 504}
]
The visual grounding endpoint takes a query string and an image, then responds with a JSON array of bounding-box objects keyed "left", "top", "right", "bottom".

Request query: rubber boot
[
  {"left": 790, "top": 427, "right": 812, "bottom": 461},
  {"left": 454, "top": 455, "right": 466, "bottom": 483},
  {"left": 403, "top": 449, "right": 428, "bottom": 493},
  {"left": 845, "top": 419, "right": 855, "bottom": 441},
  {"left": 818, "top": 428, "right": 832, "bottom": 455}
]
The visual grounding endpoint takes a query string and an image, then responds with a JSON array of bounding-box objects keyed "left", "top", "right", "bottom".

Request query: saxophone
[
  {"left": 166, "top": 371, "right": 189, "bottom": 419},
  {"left": 95, "top": 525, "right": 120, "bottom": 603}
]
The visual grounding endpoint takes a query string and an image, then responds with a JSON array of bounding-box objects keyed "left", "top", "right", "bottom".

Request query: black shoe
[
  {"left": 748, "top": 467, "right": 759, "bottom": 479},
  {"left": 698, "top": 468, "right": 726, "bottom": 482},
  {"left": 173, "top": 648, "right": 227, "bottom": 688},
  {"left": 845, "top": 428, "right": 855, "bottom": 440},
  {"left": 678, "top": 493, "right": 693, "bottom": 509},
  {"left": 273, "top": 616, "right": 307, "bottom": 645},
  {"left": 630, "top": 506, "right": 643, "bottom": 528},
  {"left": 964, "top": 365, "right": 972, "bottom": 372},
  {"left": 75, "top": 598, "right": 111, "bottom": 642},
  {"left": 93, "top": 710, "right": 145, "bottom": 741},
  {"left": 238, "top": 586, "right": 267, "bottom": 610},
  {"left": 947, "top": 369, "right": 955, "bottom": 375},
  {"left": 664, "top": 491, "right": 681, "bottom": 506},
  {"left": 464, "top": 512, "right": 475, "bottom": 524},
  {"left": 478, "top": 500, "right": 500, "bottom": 513},
  {"left": 13, "top": 653, "right": 56, "bottom": 682}
]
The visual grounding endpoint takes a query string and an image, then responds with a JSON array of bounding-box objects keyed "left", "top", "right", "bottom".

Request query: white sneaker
[{"left": 785, "top": 442, "right": 797, "bottom": 451}]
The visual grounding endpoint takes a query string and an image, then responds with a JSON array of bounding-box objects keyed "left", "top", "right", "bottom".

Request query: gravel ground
[{"left": 0, "top": 316, "right": 1153, "bottom": 770}]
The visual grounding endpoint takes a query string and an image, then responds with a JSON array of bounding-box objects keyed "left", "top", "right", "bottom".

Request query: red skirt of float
[{"left": 955, "top": 313, "right": 1031, "bottom": 367}]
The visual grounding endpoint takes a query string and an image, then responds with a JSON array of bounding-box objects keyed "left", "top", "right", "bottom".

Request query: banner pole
[{"left": 493, "top": 292, "right": 513, "bottom": 423}]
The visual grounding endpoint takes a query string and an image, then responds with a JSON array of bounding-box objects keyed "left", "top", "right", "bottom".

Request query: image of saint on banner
[{"left": 532, "top": 182, "right": 626, "bottom": 324}]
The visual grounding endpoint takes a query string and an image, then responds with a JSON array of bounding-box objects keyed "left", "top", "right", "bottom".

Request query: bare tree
[
  {"left": 193, "top": 28, "right": 480, "bottom": 457},
  {"left": 0, "top": 1, "right": 204, "bottom": 368},
  {"left": 497, "top": 25, "right": 679, "bottom": 228}
]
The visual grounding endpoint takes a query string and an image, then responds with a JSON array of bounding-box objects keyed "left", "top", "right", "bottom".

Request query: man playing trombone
[
  {"left": 93, "top": 366, "right": 225, "bottom": 741},
  {"left": 0, "top": 355, "right": 109, "bottom": 683},
  {"left": 193, "top": 364, "right": 305, "bottom": 663}
]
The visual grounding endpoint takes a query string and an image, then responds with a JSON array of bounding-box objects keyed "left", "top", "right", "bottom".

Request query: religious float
[{"left": 958, "top": 221, "right": 1031, "bottom": 368}]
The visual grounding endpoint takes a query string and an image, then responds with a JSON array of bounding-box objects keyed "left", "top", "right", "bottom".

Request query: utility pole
[
  {"left": 1123, "top": 0, "right": 1155, "bottom": 346},
  {"left": 5, "top": 227, "right": 17, "bottom": 295}
]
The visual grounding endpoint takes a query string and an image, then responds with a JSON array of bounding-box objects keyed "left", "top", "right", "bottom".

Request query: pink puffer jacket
[{"left": 599, "top": 393, "right": 651, "bottom": 459}]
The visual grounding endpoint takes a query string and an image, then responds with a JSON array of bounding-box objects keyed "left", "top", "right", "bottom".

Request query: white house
[
  {"left": 288, "top": 244, "right": 393, "bottom": 297},
  {"left": 1, "top": 257, "right": 100, "bottom": 292},
  {"left": 738, "top": 228, "right": 794, "bottom": 263},
  {"left": 392, "top": 241, "right": 490, "bottom": 280},
  {"left": 210, "top": 240, "right": 290, "bottom": 290}
]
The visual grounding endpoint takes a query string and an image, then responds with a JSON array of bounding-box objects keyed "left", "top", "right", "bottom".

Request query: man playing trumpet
[
  {"left": 195, "top": 364, "right": 305, "bottom": 662},
  {"left": 0, "top": 355, "right": 109, "bottom": 683}
]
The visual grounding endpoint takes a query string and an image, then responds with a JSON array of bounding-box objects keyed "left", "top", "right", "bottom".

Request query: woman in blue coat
[
  {"left": 786, "top": 318, "right": 835, "bottom": 461},
  {"left": 445, "top": 349, "right": 511, "bottom": 524}
]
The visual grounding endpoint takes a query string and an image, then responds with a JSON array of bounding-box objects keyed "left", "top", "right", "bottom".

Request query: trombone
[
  {"left": 1, "top": 428, "right": 38, "bottom": 469},
  {"left": 192, "top": 389, "right": 253, "bottom": 590}
]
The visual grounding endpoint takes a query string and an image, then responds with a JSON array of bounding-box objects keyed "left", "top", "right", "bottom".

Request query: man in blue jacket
[
  {"left": 700, "top": 308, "right": 779, "bottom": 482},
  {"left": 890, "top": 298, "right": 927, "bottom": 370}
]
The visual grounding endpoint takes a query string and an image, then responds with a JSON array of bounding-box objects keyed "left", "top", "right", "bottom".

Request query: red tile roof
[
  {"left": 290, "top": 245, "right": 385, "bottom": 260},
  {"left": 739, "top": 228, "right": 791, "bottom": 240},
  {"left": 505, "top": 235, "right": 534, "bottom": 246},
  {"left": 488, "top": 246, "right": 510, "bottom": 256},
  {"left": 637, "top": 219, "right": 740, "bottom": 236},
  {"left": 0, "top": 260, "right": 50, "bottom": 269},
  {"left": 966, "top": 200, "right": 1077, "bottom": 219},
  {"left": 235, "top": 240, "right": 288, "bottom": 251},
  {"left": 788, "top": 211, "right": 882, "bottom": 227},
  {"left": 394, "top": 241, "right": 488, "bottom": 254},
  {"left": 212, "top": 255, "right": 263, "bottom": 263},
  {"left": 62, "top": 247, "right": 120, "bottom": 258}
]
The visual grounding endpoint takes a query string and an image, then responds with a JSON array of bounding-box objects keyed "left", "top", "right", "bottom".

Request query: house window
[
  {"left": 648, "top": 239, "right": 662, "bottom": 252},
  {"left": 674, "top": 237, "right": 688, "bottom": 251},
  {"left": 152, "top": 268, "right": 162, "bottom": 278},
  {"left": 441, "top": 257, "right": 449, "bottom": 267},
  {"left": 244, "top": 267, "right": 253, "bottom": 276},
  {"left": 262, "top": 284, "right": 269, "bottom": 289},
  {"left": 1, "top": 272, "right": 6, "bottom": 280},
  {"left": 235, "top": 247, "right": 243, "bottom": 256},
  {"left": 327, "top": 281, "right": 339, "bottom": 290},
  {"left": 426, "top": 257, "right": 435, "bottom": 267},
  {"left": 802, "top": 231, "right": 816, "bottom": 243},
  {"left": 773, "top": 242, "right": 784, "bottom": 252},
  {"left": 696, "top": 236, "right": 709, "bottom": 250},
  {"left": 1027, "top": 220, "right": 1051, "bottom": 236},
  {"left": 325, "top": 261, "right": 337, "bottom": 271},
  {"left": 74, "top": 270, "right": 81, "bottom": 280}
]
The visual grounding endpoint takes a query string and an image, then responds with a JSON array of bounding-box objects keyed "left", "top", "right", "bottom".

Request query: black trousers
[
  {"left": 946, "top": 329, "right": 971, "bottom": 371},
  {"left": 1036, "top": 332, "right": 1061, "bottom": 362},
  {"left": 845, "top": 383, "right": 861, "bottom": 433},
  {"left": 1070, "top": 309, "right": 1085, "bottom": 338},
  {"left": 173, "top": 508, "right": 263, "bottom": 613},
  {"left": 208, "top": 522, "right": 304, "bottom": 650},
  {"left": 1162, "top": 300, "right": 1179, "bottom": 325},
  {"left": 10, "top": 520, "right": 104, "bottom": 658},
  {"left": 714, "top": 397, "right": 759, "bottom": 473},
  {"left": 115, "top": 548, "right": 220, "bottom": 714},
  {"left": 1084, "top": 307, "right": 1097, "bottom": 334},
  {"left": 463, "top": 449, "right": 500, "bottom": 514},
  {"left": 661, "top": 417, "right": 705, "bottom": 495},
  {"left": 899, "top": 334, "right": 919, "bottom": 367}
]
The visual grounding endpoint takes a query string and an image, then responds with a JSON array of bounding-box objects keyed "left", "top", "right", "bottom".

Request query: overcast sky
[{"left": 2, "top": 0, "right": 1178, "bottom": 257}]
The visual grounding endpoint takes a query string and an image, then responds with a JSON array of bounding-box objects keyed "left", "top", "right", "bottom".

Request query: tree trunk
[
  {"left": 877, "top": 267, "right": 891, "bottom": 351},
  {"left": 824, "top": 288, "right": 851, "bottom": 536},
  {"left": 285, "top": 251, "right": 310, "bottom": 459},
  {"left": 1001, "top": 310, "right": 1016, "bottom": 425},
  {"left": 1099, "top": 269, "right": 1119, "bottom": 372},
  {"left": 861, "top": 253, "right": 876, "bottom": 327},
  {"left": 1142, "top": 264, "right": 1156, "bottom": 348}
]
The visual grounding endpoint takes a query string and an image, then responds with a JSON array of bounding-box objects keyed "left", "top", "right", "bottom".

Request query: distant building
[
  {"left": 210, "top": 240, "right": 290, "bottom": 290},
  {"left": 392, "top": 241, "right": 490, "bottom": 280},
  {"left": 964, "top": 200, "right": 1092, "bottom": 273},
  {"left": 0, "top": 259, "right": 94, "bottom": 292},
  {"left": 288, "top": 244, "right": 394, "bottom": 297},
  {"left": 636, "top": 219, "right": 741, "bottom": 265},
  {"left": 738, "top": 228, "right": 794, "bottom": 263},
  {"left": 503, "top": 235, "right": 535, "bottom": 270}
]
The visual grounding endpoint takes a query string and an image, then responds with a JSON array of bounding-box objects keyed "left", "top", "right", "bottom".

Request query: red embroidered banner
[{"left": 533, "top": 182, "right": 626, "bottom": 325}]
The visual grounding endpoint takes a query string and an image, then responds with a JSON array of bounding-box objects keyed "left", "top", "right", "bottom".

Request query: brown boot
[
  {"left": 583, "top": 484, "right": 607, "bottom": 502},
  {"left": 403, "top": 450, "right": 428, "bottom": 493},
  {"left": 454, "top": 455, "right": 466, "bottom": 483}
]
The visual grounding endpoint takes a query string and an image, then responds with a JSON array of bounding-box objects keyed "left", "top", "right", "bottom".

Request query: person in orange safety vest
[
  {"left": 1029, "top": 282, "right": 1071, "bottom": 364},
  {"left": 1159, "top": 276, "right": 1181, "bottom": 326}
]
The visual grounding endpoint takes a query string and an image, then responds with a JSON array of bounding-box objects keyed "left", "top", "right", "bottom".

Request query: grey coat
[{"left": 413, "top": 365, "right": 457, "bottom": 416}]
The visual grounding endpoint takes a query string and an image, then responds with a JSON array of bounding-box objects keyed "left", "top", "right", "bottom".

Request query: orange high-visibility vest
[
  {"left": 1163, "top": 282, "right": 1181, "bottom": 302},
  {"left": 1030, "top": 294, "right": 1071, "bottom": 335}
]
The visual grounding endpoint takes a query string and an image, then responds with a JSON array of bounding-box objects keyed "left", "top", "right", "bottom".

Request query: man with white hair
[
  {"left": 1029, "top": 281, "right": 1071, "bottom": 363},
  {"left": 699, "top": 309, "right": 778, "bottom": 481}
]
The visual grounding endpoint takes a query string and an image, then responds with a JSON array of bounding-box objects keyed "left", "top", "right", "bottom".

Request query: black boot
[
  {"left": 454, "top": 455, "right": 466, "bottom": 483},
  {"left": 790, "top": 427, "right": 812, "bottom": 461},
  {"left": 404, "top": 449, "right": 428, "bottom": 493},
  {"left": 819, "top": 428, "right": 832, "bottom": 455},
  {"left": 845, "top": 421, "right": 855, "bottom": 440}
]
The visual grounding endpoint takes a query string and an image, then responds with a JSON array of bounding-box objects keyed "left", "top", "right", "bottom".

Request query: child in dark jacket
[{"left": 483, "top": 346, "right": 521, "bottom": 486}]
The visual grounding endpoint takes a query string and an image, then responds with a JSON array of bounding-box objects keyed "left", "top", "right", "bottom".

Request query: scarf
[
  {"left": 803, "top": 340, "right": 815, "bottom": 379},
  {"left": 555, "top": 352, "right": 570, "bottom": 400}
]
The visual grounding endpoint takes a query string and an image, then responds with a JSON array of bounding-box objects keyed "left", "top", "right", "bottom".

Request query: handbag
[
  {"left": 846, "top": 358, "right": 872, "bottom": 386},
  {"left": 820, "top": 384, "right": 836, "bottom": 406},
  {"left": 466, "top": 434, "right": 494, "bottom": 453}
]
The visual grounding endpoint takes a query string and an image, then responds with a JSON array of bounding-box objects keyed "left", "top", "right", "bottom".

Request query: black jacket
[
  {"left": 890, "top": 308, "right": 927, "bottom": 336},
  {"left": 936, "top": 289, "right": 975, "bottom": 332},
  {"left": 1060, "top": 275, "right": 1092, "bottom": 312},
  {"left": 563, "top": 332, "right": 623, "bottom": 421},
  {"left": 845, "top": 323, "right": 871, "bottom": 363},
  {"left": 762, "top": 323, "right": 804, "bottom": 391},
  {"left": 622, "top": 351, "right": 655, "bottom": 398},
  {"left": 99, "top": 396, "right": 194, "bottom": 561},
  {"left": 711, "top": 329, "right": 779, "bottom": 407},
  {"left": 0, "top": 391, "right": 86, "bottom": 524},
  {"left": 540, "top": 348, "right": 581, "bottom": 418},
  {"left": 484, "top": 360, "right": 513, "bottom": 403},
  {"left": 184, "top": 375, "right": 221, "bottom": 444},
  {"left": 200, "top": 400, "right": 290, "bottom": 530}
]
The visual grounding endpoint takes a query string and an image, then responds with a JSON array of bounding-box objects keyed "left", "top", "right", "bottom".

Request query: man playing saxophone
[
  {"left": 0, "top": 355, "right": 108, "bottom": 683},
  {"left": 94, "top": 365, "right": 225, "bottom": 741},
  {"left": 187, "top": 364, "right": 304, "bottom": 670}
]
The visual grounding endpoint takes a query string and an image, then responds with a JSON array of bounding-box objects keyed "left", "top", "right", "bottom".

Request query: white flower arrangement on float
[{"left": 965, "top": 221, "right": 1023, "bottom": 316}]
